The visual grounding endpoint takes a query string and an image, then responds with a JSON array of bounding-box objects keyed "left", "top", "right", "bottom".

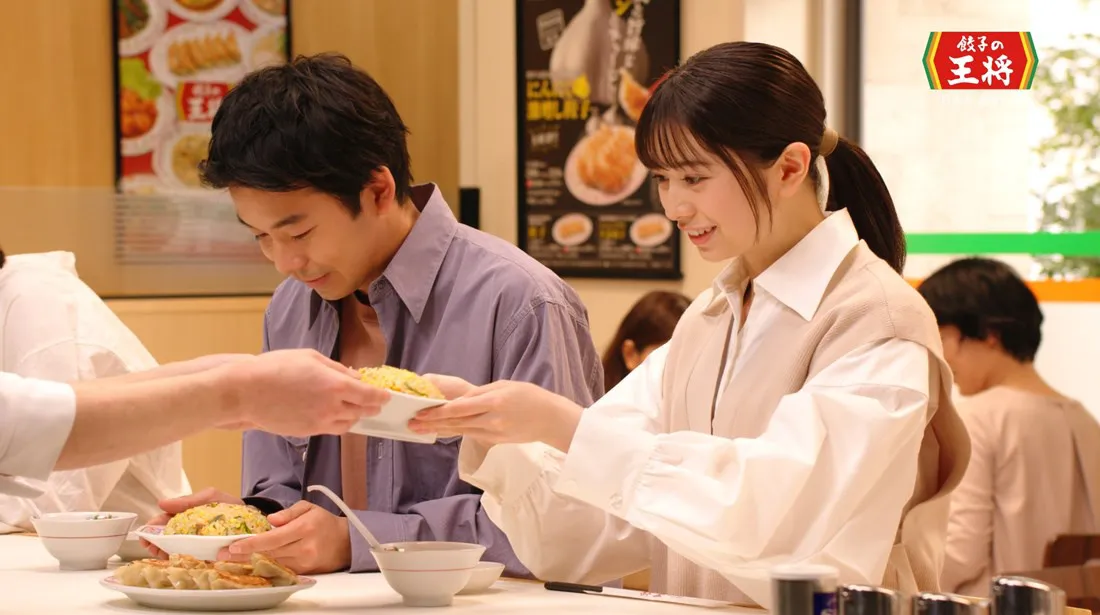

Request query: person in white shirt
[
  {"left": 0, "top": 250, "right": 193, "bottom": 532},
  {"left": 407, "top": 41, "right": 971, "bottom": 608},
  {"left": 0, "top": 255, "right": 391, "bottom": 493}
]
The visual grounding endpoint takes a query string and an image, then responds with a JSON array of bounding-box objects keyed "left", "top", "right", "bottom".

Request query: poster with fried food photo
[
  {"left": 517, "top": 0, "right": 681, "bottom": 280},
  {"left": 112, "top": 0, "right": 289, "bottom": 263}
]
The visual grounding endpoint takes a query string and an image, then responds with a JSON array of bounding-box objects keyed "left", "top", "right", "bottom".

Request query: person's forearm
[
  {"left": 55, "top": 370, "right": 239, "bottom": 470},
  {"left": 78, "top": 354, "right": 253, "bottom": 387}
]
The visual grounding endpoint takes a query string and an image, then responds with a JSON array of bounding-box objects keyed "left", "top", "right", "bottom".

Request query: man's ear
[{"left": 361, "top": 166, "right": 398, "bottom": 214}]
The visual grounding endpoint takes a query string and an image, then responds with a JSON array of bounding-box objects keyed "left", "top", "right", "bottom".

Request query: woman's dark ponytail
[{"left": 823, "top": 137, "right": 907, "bottom": 273}]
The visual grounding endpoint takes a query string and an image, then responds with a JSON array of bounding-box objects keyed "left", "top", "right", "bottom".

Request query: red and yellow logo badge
[{"left": 924, "top": 32, "right": 1037, "bottom": 90}]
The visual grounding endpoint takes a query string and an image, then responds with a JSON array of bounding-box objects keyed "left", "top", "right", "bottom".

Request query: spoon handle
[{"left": 306, "top": 484, "right": 384, "bottom": 550}]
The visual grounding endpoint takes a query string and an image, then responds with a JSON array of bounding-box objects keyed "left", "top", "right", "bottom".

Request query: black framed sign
[{"left": 516, "top": 0, "right": 682, "bottom": 280}]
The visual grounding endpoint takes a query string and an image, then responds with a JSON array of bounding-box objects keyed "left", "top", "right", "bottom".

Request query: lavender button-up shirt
[{"left": 241, "top": 184, "right": 604, "bottom": 577}]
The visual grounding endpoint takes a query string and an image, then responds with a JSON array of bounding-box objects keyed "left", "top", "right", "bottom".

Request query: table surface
[{"left": 0, "top": 535, "right": 758, "bottom": 614}]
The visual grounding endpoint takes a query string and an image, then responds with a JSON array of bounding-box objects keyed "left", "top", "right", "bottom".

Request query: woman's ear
[
  {"left": 772, "top": 142, "right": 812, "bottom": 200},
  {"left": 622, "top": 339, "right": 641, "bottom": 371}
]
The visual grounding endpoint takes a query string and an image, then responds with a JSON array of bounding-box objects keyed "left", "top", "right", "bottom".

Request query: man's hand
[
  {"left": 219, "top": 501, "right": 351, "bottom": 575},
  {"left": 217, "top": 349, "right": 391, "bottom": 437},
  {"left": 142, "top": 487, "right": 243, "bottom": 558},
  {"left": 423, "top": 374, "right": 476, "bottom": 400}
]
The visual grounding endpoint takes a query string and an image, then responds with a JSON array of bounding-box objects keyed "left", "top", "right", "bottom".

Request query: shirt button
[
  {"left": 301, "top": 451, "right": 308, "bottom": 462},
  {"left": 610, "top": 494, "right": 623, "bottom": 510}
]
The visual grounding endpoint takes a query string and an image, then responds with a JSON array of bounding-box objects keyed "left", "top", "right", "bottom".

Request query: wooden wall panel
[
  {"left": 290, "top": 0, "right": 461, "bottom": 209},
  {"left": 0, "top": 0, "right": 115, "bottom": 186}
]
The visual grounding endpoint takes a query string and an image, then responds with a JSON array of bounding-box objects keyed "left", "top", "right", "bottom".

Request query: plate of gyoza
[{"left": 100, "top": 552, "right": 315, "bottom": 611}]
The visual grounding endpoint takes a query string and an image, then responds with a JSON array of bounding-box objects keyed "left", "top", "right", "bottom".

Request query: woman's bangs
[{"left": 636, "top": 96, "right": 712, "bottom": 172}]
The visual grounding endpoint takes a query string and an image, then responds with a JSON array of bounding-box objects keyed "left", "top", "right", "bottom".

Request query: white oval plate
[
  {"left": 100, "top": 574, "right": 316, "bottom": 611},
  {"left": 245, "top": 23, "right": 287, "bottom": 72},
  {"left": 153, "top": 124, "right": 213, "bottom": 190},
  {"left": 551, "top": 213, "right": 593, "bottom": 247},
  {"left": 349, "top": 389, "right": 445, "bottom": 444},
  {"left": 135, "top": 525, "right": 255, "bottom": 561},
  {"left": 238, "top": 0, "right": 288, "bottom": 27},
  {"left": 563, "top": 125, "right": 648, "bottom": 207},
  {"left": 148, "top": 20, "right": 251, "bottom": 90},
  {"left": 118, "top": 0, "right": 169, "bottom": 57},
  {"left": 160, "top": 0, "right": 240, "bottom": 23},
  {"left": 629, "top": 213, "right": 673, "bottom": 248}
]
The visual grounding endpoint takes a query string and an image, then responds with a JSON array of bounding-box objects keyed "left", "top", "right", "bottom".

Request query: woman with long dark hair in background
[{"left": 601, "top": 290, "right": 690, "bottom": 391}]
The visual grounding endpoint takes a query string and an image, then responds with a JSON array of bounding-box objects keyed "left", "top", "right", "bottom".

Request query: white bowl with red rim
[
  {"left": 372, "top": 541, "right": 487, "bottom": 607},
  {"left": 31, "top": 512, "right": 138, "bottom": 570}
]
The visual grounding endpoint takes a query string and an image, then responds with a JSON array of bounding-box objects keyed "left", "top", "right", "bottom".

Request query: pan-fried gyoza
[{"left": 114, "top": 552, "right": 299, "bottom": 590}]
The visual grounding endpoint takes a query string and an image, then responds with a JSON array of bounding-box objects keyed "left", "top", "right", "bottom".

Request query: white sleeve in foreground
[{"left": 0, "top": 373, "right": 77, "bottom": 484}]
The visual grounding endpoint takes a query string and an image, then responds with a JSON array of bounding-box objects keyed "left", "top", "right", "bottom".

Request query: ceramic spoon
[{"left": 306, "top": 484, "right": 401, "bottom": 552}]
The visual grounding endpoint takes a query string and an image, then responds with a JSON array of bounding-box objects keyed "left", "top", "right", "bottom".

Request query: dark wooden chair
[{"left": 1004, "top": 534, "right": 1100, "bottom": 612}]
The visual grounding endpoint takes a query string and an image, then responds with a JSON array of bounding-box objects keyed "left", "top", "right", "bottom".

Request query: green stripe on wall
[{"left": 905, "top": 233, "right": 1100, "bottom": 256}]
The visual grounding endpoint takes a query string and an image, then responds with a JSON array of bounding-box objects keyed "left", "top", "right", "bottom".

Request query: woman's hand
[{"left": 408, "top": 380, "right": 584, "bottom": 452}]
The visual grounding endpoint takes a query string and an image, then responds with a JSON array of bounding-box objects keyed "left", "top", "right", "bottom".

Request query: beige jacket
[
  {"left": 459, "top": 210, "right": 971, "bottom": 608},
  {"left": 942, "top": 387, "right": 1100, "bottom": 596},
  {"left": 649, "top": 241, "right": 971, "bottom": 602}
]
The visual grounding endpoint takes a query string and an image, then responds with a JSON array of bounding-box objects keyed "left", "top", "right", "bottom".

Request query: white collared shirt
[
  {"left": 0, "top": 252, "right": 190, "bottom": 531},
  {"left": 460, "top": 210, "right": 934, "bottom": 605}
]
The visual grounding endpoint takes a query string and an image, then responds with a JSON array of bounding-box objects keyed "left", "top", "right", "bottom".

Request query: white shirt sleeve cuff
[
  {"left": 0, "top": 378, "right": 75, "bottom": 482},
  {"left": 459, "top": 439, "right": 562, "bottom": 509},
  {"left": 555, "top": 404, "right": 659, "bottom": 516}
]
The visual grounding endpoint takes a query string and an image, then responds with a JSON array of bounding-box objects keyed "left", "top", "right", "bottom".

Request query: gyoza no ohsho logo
[{"left": 924, "top": 32, "right": 1038, "bottom": 90}]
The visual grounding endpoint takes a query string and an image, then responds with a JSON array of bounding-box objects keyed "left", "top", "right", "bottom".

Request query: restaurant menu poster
[
  {"left": 112, "top": 0, "right": 290, "bottom": 264},
  {"left": 516, "top": 0, "right": 682, "bottom": 280}
]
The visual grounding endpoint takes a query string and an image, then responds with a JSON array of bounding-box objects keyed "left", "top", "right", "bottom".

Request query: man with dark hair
[
  {"left": 917, "top": 257, "right": 1044, "bottom": 392},
  {"left": 154, "top": 53, "right": 603, "bottom": 577},
  {"left": 918, "top": 257, "right": 1100, "bottom": 597}
]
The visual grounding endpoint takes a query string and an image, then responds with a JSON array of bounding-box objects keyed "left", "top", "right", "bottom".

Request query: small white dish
[
  {"left": 31, "top": 512, "right": 137, "bottom": 571},
  {"left": 630, "top": 213, "right": 674, "bottom": 248},
  {"left": 116, "top": 531, "right": 150, "bottom": 562},
  {"left": 459, "top": 561, "right": 505, "bottom": 594},
  {"left": 100, "top": 575, "right": 316, "bottom": 611},
  {"left": 349, "top": 390, "right": 445, "bottom": 444},
  {"left": 117, "top": 0, "right": 168, "bottom": 57},
  {"left": 551, "top": 213, "right": 594, "bottom": 247},
  {"left": 134, "top": 525, "right": 254, "bottom": 561},
  {"left": 373, "top": 541, "right": 486, "bottom": 607}
]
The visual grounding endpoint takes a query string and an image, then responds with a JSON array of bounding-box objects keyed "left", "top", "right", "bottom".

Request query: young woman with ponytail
[{"left": 408, "top": 41, "right": 971, "bottom": 607}]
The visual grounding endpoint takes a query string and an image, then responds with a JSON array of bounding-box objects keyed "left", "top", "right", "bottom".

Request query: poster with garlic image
[
  {"left": 112, "top": 0, "right": 290, "bottom": 264},
  {"left": 517, "top": 0, "right": 681, "bottom": 280}
]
